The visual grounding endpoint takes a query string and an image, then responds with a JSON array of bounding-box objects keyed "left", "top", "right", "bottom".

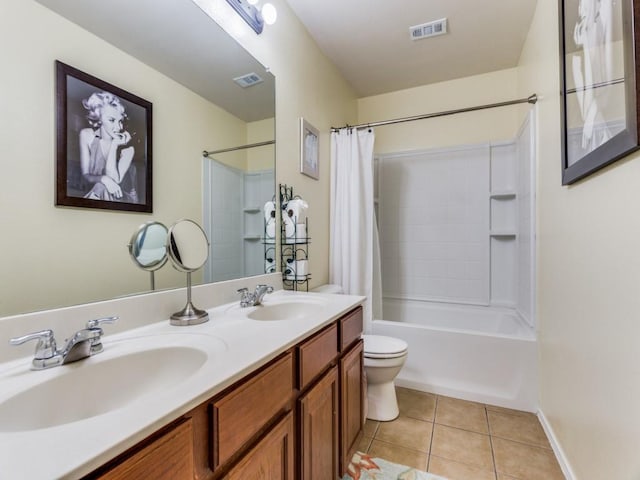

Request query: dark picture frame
[
  {"left": 55, "top": 60, "right": 153, "bottom": 212},
  {"left": 559, "top": 0, "right": 640, "bottom": 185}
]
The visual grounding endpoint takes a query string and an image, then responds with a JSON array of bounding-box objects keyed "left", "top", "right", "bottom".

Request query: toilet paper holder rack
[{"left": 271, "top": 183, "right": 311, "bottom": 291}]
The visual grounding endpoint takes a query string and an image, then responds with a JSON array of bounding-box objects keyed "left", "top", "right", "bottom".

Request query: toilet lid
[{"left": 362, "top": 334, "right": 408, "bottom": 357}]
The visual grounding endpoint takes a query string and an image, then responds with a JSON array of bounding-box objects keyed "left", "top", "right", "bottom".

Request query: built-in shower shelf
[
  {"left": 243, "top": 206, "right": 261, "bottom": 213},
  {"left": 490, "top": 299, "right": 517, "bottom": 308},
  {"left": 244, "top": 234, "right": 262, "bottom": 240},
  {"left": 490, "top": 230, "right": 517, "bottom": 237},
  {"left": 490, "top": 191, "right": 516, "bottom": 199}
]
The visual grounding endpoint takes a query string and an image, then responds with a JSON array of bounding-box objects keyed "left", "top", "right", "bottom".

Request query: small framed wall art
[{"left": 300, "top": 117, "right": 319, "bottom": 180}]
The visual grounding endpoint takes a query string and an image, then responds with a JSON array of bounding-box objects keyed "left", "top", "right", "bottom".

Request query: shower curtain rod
[
  {"left": 330, "top": 94, "right": 538, "bottom": 132},
  {"left": 202, "top": 139, "right": 275, "bottom": 157}
]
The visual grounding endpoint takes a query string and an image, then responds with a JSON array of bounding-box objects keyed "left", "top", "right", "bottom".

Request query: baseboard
[
  {"left": 394, "top": 378, "right": 538, "bottom": 413},
  {"left": 537, "top": 409, "right": 576, "bottom": 480}
]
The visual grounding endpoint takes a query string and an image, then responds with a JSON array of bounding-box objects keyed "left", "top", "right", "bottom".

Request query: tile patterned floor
[{"left": 357, "top": 387, "right": 565, "bottom": 480}]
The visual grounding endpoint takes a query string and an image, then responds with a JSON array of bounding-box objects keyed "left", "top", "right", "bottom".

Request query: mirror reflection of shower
[
  {"left": 202, "top": 140, "right": 275, "bottom": 283},
  {"left": 127, "top": 221, "right": 169, "bottom": 291}
]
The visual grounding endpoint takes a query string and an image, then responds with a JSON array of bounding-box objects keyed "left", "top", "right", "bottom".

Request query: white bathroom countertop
[{"left": 0, "top": 290, "right": 365, "bottom": 479}]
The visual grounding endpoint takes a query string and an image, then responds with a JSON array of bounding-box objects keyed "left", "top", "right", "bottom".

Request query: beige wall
[
  {"left": 195, "top": 0, "right": 359, "bottom": 289},
  {"left": 357, "top": 68, "right": 521, "bottom": 155},
  {"left": 247, "top": 117, "right": 275, "bottom": 172},
  {"left": 518, "top": 0, "right": 640, "bottom": 478},
  {"left": 0, "top": 0, "right": 247, "bottom": 315},
  {"left": 215, "top": 118, "right": 276, "bottom": 173}
]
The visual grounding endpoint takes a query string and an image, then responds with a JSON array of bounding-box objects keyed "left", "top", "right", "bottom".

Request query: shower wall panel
[
  {"left": 489, "top": 142, "right": 518, "bottom": 306},
  {"left": 378, "top": 146, "right": 491, "bottom": 305},
  {"left": 204, "top": 159, "right": 244, "bottom": 282},
  {"left": 243, "top": 169, "right": 275, "bottom": 277},
  {"left": 516, "top": 112, "right": 535, "bottom": 328}
]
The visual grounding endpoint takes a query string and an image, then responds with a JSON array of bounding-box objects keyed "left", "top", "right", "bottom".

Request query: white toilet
[
  {"left": 362, "top": 334, "right": 408, "bottom": 421},
  {"left": 311, "top": 284, "right": 409, "bottom": 422},
  {"left": 310, "top": 284, "right": 344, "bottom": 294}
]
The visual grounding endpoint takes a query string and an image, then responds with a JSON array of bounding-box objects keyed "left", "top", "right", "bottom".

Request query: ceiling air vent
[
  {"left": 233, "top": 72, "right": 264, "bottom": 88},
  {"left": 410, "top": 18, "right": 448, "bottom": 41}
]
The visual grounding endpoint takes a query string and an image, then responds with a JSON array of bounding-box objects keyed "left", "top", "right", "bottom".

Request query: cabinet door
[
  {"left": 299, "top": 366, "right": 339, "bottom": 480},
  {"left": 224, "top": 412, "right": 294, "bottom": 480},
  {"left": 340, "top": 340, "right": 364, "bottom": 476},
  {"left": 97, "top": 419, "right": 193, "bottom": 480}
]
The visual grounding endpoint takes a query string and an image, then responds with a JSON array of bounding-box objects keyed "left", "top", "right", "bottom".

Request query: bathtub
[{"left": 372, "top": 298, "right": 538, "bottom": 412}]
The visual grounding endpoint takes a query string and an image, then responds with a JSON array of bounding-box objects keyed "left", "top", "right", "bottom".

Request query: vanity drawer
[
  {"left": 298, "top": 323, "right": 339, "bottom": 390},
  {"left": 339, "top": 306, "right": 363, "bottom": 352},
  {"left": 210, "top": 352, "right": 293, "bottom": 470},
  {"left": 97, "top": 418, "right": 193, "bottom": 480}
]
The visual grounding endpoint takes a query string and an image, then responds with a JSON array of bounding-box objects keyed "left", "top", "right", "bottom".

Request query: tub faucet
[
  {"left": 237, "top": 284, "right": 274, "bottom": 307},
  {"left": 9, "top": 316, "right": 118, "bottom": 370}
]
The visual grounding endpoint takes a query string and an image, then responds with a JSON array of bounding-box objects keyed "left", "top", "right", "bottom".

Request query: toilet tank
[{"left": 311, "top": 284, "right": 343, "bottom": 294}]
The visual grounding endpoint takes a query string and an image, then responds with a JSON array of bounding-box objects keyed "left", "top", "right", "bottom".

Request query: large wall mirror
[{"left": 1, "top": 0, "right": 275, "bottom": 317}]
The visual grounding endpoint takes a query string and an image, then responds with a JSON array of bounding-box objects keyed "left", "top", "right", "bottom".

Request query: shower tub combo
[{"left": 372, "top": 298, "right": 537, "bottom": 412}]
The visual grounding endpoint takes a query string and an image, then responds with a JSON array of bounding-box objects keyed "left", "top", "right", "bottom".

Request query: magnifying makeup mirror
[
  {"left": 166, "top": 219, "right": 210, "bottom": 326},
  {"left": 128, "top": 221, "right": 169, "bottom": 290}
]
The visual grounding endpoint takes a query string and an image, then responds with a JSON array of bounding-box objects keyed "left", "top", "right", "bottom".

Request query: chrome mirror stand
[
  {"left": 170, "top": 271, "right": 208, "bottom": 326},
  {"left": 167, "top": 219, "right": 210, "bottom": 326}
]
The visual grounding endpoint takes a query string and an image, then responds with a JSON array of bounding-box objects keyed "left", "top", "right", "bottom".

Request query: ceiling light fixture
[{"left": 225, "top": 0, "right": 277, "bottom": 34}]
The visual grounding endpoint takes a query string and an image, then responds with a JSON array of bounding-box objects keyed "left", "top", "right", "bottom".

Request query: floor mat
[{"left": 342, "top": 451, "right": 448, "bottom": 480}]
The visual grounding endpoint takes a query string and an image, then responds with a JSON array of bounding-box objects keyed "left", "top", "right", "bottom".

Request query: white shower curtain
[{"left": 330, "top": 128, "right": 382, "bottom": 332}]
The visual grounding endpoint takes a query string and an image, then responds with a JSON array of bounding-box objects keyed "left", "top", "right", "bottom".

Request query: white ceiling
[
  {"left": 285, "top": 0, "right": 538, "bottom": 97},
  {"left": 37, "top": 0, "right": 538, "bottom": 114},
  {"left": 35, "top": 0, "right": 275, "bottom": 122}
]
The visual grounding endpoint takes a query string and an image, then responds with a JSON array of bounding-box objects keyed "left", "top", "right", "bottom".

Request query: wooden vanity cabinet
[
  {"left": 340, "top": 339, "right": 364, "bottom": 472},
  {"left": 338, "top": 308, "right": 364, "bottom": 476},
  {"left": 298, "top": 366, "right": 339, "bottom": 479},
  {"left": 209, "top": 352, "right": 294, "bottom": 471},
  {"left": 86, "top": 305, "right": 363, "bottom": 480},
  {"left": 297, "top": 322, "right": 339, "bottom": 390},
  {"left": 93, "top": 419, "right": 194, "bottom": 480},
  {"left": 339, "top": 306, "right": 364, "bottom": 351},
  {"left": 223, "top": 412, "right": 294, "bottom": 480},
  {"left": 297, "top": 306, "right": 364, "bottom": 479}
]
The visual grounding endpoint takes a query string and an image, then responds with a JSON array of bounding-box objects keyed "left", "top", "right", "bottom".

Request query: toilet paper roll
[
  {"left": 265, "top": 257, "right": 275, "bottom": 273},
  {"left": 263, "top": 201, "right": 276, "bottom": 222},
  {"left": 295, "top": 260, "right": 308, "bottom": 276},
  {"left": 283, "top": 212, "right": 295, "bottom": 242},
  {"left": 285, "top": 258, "right": 296, "bottom": 273},
  {"left": 265, "top": 219, "right": 276, "bottom": 241},
  {"left": 284, "top": 258, "right": 296, "bottom": 280},
  {"left": 295, "top": 223, "right": 307, "bottom": 242},
  {"left": 286, "top": 198, "right": 308, "bottom": 223}
]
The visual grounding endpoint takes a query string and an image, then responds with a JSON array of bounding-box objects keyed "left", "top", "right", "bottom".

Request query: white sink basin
[
  {"left": 247, "top": 298, "right": 327, "bottom": 321},
  {"left": 0, "top": 333, "right": 226, "bottom": 432}
]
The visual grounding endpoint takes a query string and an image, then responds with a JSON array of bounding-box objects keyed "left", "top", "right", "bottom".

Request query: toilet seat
[{"left": 362, "top": 334, "right": 408, "bottom": 359}]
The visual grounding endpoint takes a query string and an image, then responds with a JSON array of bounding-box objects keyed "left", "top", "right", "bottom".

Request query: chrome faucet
[
  {"left": 9, "top": 316, "right": 118, "bottom": 370},
  {"left": 237, "top": 284, "right": 274, "bottom": 307}
]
